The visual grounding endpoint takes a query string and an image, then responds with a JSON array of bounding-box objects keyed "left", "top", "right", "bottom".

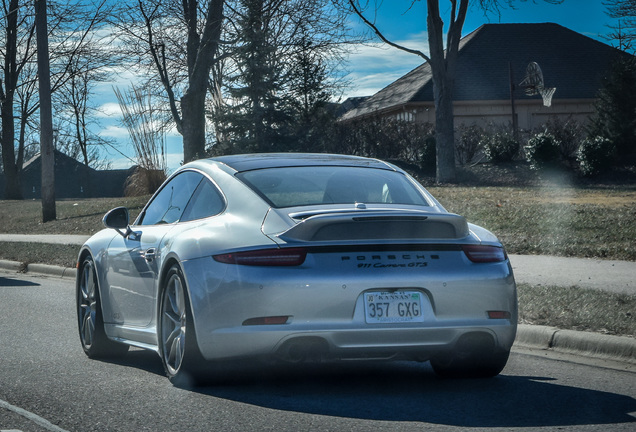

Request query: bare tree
[
  {"left": 347, "top": 0, "right": 563, "bottom": 183},
  {"left": 54, "top": 16, "right": 118, "bottom": 168},
  {"left": 1, "top": 0, "right": 115, "bottom": 199},
  {"left": 113, "top": 0, "right": 225, "bottom": 164},
  {"left": 115, "top": 85, "right": 167, "bottom": 195},
  {"left": 1, "top": 0, "right": 35, "bottom": 199}
]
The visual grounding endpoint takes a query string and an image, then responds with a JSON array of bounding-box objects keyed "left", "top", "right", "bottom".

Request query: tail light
[
  {"left": 243, "top": 316, "right": 290, "bottom": 326},
  {"left": 462, "top": 245, "right": 506, "bottom": 263},
  {"left": 487, "top": 311, "right": 512, "bottom": 320},
  {"left": 213, "top": 248, "right": 307, "bottom": 266}
]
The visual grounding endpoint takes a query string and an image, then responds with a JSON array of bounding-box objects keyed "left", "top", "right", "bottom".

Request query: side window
[
  {"left": 139, "top": 171, "right": 203, "bottom": 225},
  {"left": 181, "top": 179, "right": 225, "bottom": 222}
]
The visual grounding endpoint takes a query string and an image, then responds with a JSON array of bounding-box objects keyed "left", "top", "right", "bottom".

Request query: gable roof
[
  {"left": 21, "top": 149, "right": 95, "bottom": 174},
  {"left": 341, "top": 23, "right": 631, "bottom": 121}
]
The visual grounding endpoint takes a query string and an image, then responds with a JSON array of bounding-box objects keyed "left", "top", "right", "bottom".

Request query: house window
[{"left": 395, "top": 111, "right": 415, "bottom": 122}]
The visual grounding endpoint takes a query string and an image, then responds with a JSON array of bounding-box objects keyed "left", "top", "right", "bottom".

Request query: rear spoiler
[{"left": 275, "top": 211, "right": 469, "bottom": 242}]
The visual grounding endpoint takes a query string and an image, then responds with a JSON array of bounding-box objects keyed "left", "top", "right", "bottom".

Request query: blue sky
[{"left": 99, "top": 0, "right": 621, "bottom": 171}]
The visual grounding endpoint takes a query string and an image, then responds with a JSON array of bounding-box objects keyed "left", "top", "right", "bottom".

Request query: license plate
[{"left": 364, "top": 291, "right": 426, "bottom": 323}]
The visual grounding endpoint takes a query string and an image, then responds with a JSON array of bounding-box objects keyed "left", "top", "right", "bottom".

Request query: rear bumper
[
  {"left": 181, "top": 252, "right": 518, "bottom": 362},
  {"left": 195, "top": 320, "right": 517, "bottom": 362}
]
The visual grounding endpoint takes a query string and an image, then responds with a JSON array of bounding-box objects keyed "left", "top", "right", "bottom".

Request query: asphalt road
[{"left": 1, "top": 272, "right": 635, "bottom": 432}]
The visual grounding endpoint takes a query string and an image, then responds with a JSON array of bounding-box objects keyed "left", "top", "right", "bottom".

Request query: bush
[
  {"left": 482, "top": 132, "right": 518, "bottom": 163},
  {"left": 542, "top": 116, "right": 585, "bottom": 163},
  {"left": 125, "top": 167, "right": 167, "bottom": 196},
  {"left": 525, "top": 133, "right": 561, "bottom": 170},
  {"left": 331, "top": 118, "right": 436, "bottom": 170},
  {"left": 577, "top": 136, "right": 617, "bottom": 176},
  {"left": 588, "top": 58, "right": 636, "bottom": 162},
  {"left": 455, "top": 124, "right": 484, "bottom": 165},
  {"left": 419, "top": 134, "right": 436, "bottom": 170}
]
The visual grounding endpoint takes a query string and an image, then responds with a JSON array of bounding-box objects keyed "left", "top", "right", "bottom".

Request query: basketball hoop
[
  {"left": 539, "top": 87, "right": 556, "bottom": 107},
  {"left": 520, "top": 62, "right": 556, "bottom": 107}
]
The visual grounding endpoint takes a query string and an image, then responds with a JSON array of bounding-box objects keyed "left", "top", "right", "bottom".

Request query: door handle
[{"left": 144, "top": 248, "right": 156, "bottom": 262}]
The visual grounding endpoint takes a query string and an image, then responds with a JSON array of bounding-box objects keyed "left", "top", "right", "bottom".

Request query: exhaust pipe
[{"left": 277, "top": 337, "right": 329, "bottom": 363}]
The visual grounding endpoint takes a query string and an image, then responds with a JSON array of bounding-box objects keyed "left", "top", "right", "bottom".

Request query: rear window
[{"left": 237, "top": 166, "right": 430, "bottom": 208}]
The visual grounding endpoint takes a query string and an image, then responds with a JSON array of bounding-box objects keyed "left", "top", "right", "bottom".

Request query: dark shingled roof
[{"left": 341, "top": 23, "right": 631, "bottom": 120}]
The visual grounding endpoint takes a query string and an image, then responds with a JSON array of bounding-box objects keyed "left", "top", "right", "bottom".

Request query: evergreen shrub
[
  {"left": 455, "top": 124, "right": 484, "bottom": 165},
  {"left": 577, "top": 136, "right": 616, "bottom": 176},
  {"left": 482, "top": 132, "right": 518, "bottom": 163},
  {"left": 525, "top": 133, "right": 561, "bottom": 170}
]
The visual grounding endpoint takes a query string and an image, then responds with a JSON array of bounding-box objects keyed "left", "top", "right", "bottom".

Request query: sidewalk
[
  {"left": 0, "top": 233, "right": 90, "bottom": 245},
  {"left": 509, "top": 254, "right": 635, "bottom": 295}
]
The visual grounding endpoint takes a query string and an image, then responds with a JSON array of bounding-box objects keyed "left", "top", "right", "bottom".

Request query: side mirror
[{"left": 103, "top": 207, "right": 132, "bottom": 237}]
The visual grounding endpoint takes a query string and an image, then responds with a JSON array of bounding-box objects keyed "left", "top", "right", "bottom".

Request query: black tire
[
  {"left": 77, "top": 255, "right": 129, "bottom": 358},
  {"left": 431, "top": 349, "right": 510, "bottom": 379},
  {"left": 159, "top": 265, "right": 206, "bottom": 387}
]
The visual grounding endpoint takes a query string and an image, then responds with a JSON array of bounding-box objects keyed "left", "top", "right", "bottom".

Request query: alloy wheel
[
  {"left": 161, "top": 271, "right": 187, "bottom": 376},
  {"left": 78, "top": 259, "right": 97, "bottom": 350}
]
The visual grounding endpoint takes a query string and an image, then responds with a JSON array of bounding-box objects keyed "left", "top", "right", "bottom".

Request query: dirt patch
[{"left": 522, "top": 190, "right": 636, "bottom": 206}]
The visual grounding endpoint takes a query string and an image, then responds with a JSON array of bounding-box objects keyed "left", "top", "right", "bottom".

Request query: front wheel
[
  {"left": 159, "top": 265, "right": 206, "bottom": 387},
  {"left": 77, "top": 255, "right": 129, "bottom": 358}
]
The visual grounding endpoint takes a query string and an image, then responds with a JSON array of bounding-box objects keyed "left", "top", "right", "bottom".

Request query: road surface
[{"left": 1, "top": 272, "right": 635, "bottom": 432}]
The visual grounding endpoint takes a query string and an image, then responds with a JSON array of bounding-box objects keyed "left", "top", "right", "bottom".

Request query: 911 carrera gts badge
[
  {"left": 341, "top": 254, "right": 431, "bottom": 269},
  {"left": 357, "top": 261, "right": 428, "bottom": 269}
]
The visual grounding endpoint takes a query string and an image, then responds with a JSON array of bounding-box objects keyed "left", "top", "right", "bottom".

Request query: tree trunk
[
  {"left": 1, "top": 98, "right": 23, "bottom": 198},
  {"left": 427, "top": 0, "right": 457, "bottom": 183},
  {"left": 181, "top": 90, "right": 207, "bottom": 163},
  {"left": 36, "top": 0, "right": 56, "bottom": 222},
  {"left": 1, "top": 0, "right": 22, "bottom": 200},
  {"left": 432, "top": 73, "right": 456, "bottom": 183},
  {"left": 180, "top": 0, "right": 224, "bottom": 164}
]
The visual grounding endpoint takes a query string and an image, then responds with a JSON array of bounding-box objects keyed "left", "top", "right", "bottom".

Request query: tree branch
[
  {"left": 138, "top": 0, "right": 183, "bottom": 134},
  {"left": 348, "top": 0, "right": 429, "bottom": 62}
]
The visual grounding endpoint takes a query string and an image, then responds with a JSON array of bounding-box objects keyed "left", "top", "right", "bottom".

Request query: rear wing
[{"left": 273, "top": 211, "right": 470, "bottom": 242}]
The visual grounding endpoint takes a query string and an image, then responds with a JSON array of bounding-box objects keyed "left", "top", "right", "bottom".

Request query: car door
[{"left": 103, "top": 171, "right": 203, "bottom": 327}]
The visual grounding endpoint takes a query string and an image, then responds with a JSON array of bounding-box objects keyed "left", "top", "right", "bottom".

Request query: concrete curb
[
  {"left": 0, "top": 259, "right": 22, "bottom": 273},
  {"left": 515, "top": 324, "right": 636, "bottom": 365},
  {"left": 2, "top": 259, "right": 635, "bottom": 365},
  {"left": 0, "top": 259, "right": 77, "bottom": 280},
  {"left": 27, "top": 263, "right": 77, "bottom": 279}
]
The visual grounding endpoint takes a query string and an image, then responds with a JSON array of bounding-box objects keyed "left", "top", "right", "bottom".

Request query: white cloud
[
  {"left": 108, "top": 152, "right": 183, "bottom": 174},
  {"left": 343, "top": 32, "right": 428, "bottom": 97},
  {"left": 107, "top": 156, "right": 136, "bottom": 170},
  {"left": 99, "top": 125, "right": 129, "bottom": 139},
  {"left": 165, "top": 152, "right": 184, "bottom": 173},
  {"left": 345, "top": 71, "right": 409, "bottom": 97},
  {"left": 98, "top": 66, "right": 144, "bottom": 90},
  {"left": 96, "top": 102, "right": 122, "bottom": 118}
]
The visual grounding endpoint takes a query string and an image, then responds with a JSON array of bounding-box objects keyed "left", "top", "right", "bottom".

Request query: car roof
[{"left": 209, "top": 153, "right": 397, "bottom": 173}]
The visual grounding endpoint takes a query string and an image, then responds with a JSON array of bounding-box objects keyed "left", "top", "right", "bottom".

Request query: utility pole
[
  {"left": 509, "top": 62, "right": 519, "bottom": 143},
  {"left": 35, "top": 0, "right": 56, "bottom": 222}
]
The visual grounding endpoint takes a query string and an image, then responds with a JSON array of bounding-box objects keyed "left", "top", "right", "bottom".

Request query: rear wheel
[
  {"left": 431, "top": 333, "right": 510, "bottom": 378},
  {"left": 77, "top": 255, "right": 129, "bottom": 358},
  {"left": 159, "top": 265, "right": 206, "bottom": 387}
]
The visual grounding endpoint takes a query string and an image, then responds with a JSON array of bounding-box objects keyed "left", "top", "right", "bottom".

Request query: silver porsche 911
[{"left": 76, "top": 153, "right": 517, "bottom": 385}]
